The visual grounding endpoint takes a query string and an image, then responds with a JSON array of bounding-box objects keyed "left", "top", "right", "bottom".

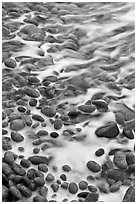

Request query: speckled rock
[
  {"left": 9, "top": 186, "right": 22, "bottom": 200},
  {"left": 78, "top": 104, "right": 95, "bottom": 113},
  {"left": 87, "top": 160, "right": 101, "bottom": 172},
  {"left": 122, "top": 186, "right": 135, "bottom": 202},
  {"left": 41, "top": 106, "right": 56, "bottom": 117},
  {"left": 4, "top": 57, "right": 17, "bottom": 68},
  {"left": 28, "top": 156, "right": 49, "bottom": 165},
  {"left": 10, "top": 119, "right": 25, "bottom": 131},
  {"left": 54, "top": 118, "right": 63, "bottom": 130},
  {"left": 113, "top": 151, "right": 128, "bottom": 169},
  {"left": 68, "top": 182, "right": 78, "bottom": 194},
  {"left": 11, "top": 162, "right": 26, "bottom": 176},
  {"left": 85, "top": 192, "right": 99, "bottom": 202},
  {"left": 123, "top": 126, "right": 134, "bottom": 139},
  {"left": 11, "top": 131, "right": 24, "bottom": 142},
  {"left": 24, "top": 87, "right": 40, "bottom": 98}
]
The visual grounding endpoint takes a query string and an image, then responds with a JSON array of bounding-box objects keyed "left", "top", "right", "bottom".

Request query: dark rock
[
  {"left": 18, "top": 106, "right": 26, "bottom": 112},
  {"left": 86, "top": 175, "right": 95, "bottom": 181},
  {"left": 77, "top": 192, "right": 89, "bottom": 198},
  {"left": 33, "top": 147, "right": 40, "bottom": 154},
  {"left": 106, "top": 169, "right": 128, "bottom": 181},
  {"left": 41, "top": 106, "right": 56, "bottom": 117},
  {"left": 78, "top": 105, "right": 95, "bottom": 113},
  {"left": 10, "top": 120, "right": 25, "bottom": 131},
  {"left": 61, "top": 181, "right": 69, "bottom": 189},
  {"left": 95, "top": 121, "right": 119, "bottom": 138},
  {"left": 38, "top": 164, "right": 48, "bottom": 173},
  {"left": 50, "top": 132, "right": 59, "bottom": 138},
  {"left": 4, "top": 58, "right": 16, "bottom": 68},
  {"left": 2, "top": 129, "right": 8, "bottom": 135},
  {"left": 95, "top": 148, "right": 105, "bottom": 157},
  {"left": 60, "top": 174, "right": 67, "bottom": 181},
  {"left": 68, "top": 110, "right": 80, "bottom": 117},
  {"left": 20, "top": 159, "right": 31, "bottom": 168},
  {"left": 39, "top": 186, "right": 48, "bottom": 197},
  {"left": 18, "top": 185, "right": 32, "bottom": 198},
  {"left": 32, "top": 114, "right": 44, "bottom": 122},
  {"left": 123, "top": 126, "right": 134, "bottom": 139},
  {"left": 32, "top": 122, "right": 40, "bottom": 129},
  {"left": 33, "top": 195, "right": 47, "bottom": 202},
  {"left": 27, "top": 168, "right": 37, "bottom": 180},
  {"left": 24, "top": 87, "right": 40, "bottom": 98},
  {"left": 54, "top": 119, "right": 63, "bottom": 130},
  {"left": 122, "top": 186, "right": 135, "bottom": 202},
  {"left": 2, "top": 137, "right": 12, "bottom": 150},
  {"left": 37, "top": 130, "right": 48, "bottom": 136},
  {"left": 2, "top": 162, "right": 13, "bottom": 176},
  {"left": 9, "top": 186, "right": 22, "bottom": 200},
  {"left": 113, "top": 151, "right": 128, "bottom": 169},
  {"left": 62, "top": 164, "right": 72, "bottom": 172},
  {"left": 3, "top": 151, "right": 15, "bottom": 164},
  {"left": 2, "top": 121, "right": 8, "bottom": 128},
  {"left": 85, "top": 192, "right": 99, "bottom": 202},
  {"left": 115, "top": 112, "right": 125, "bottom": 125},
  {"left": 11, "top": 162, "right": 26, "bottom": 176},
  {"left": 109, "top": 181, "right": 122, "bottom": 192},
  {"left": 51, "top": 183, "right": 59, "bottom": 192},
  {"left": 126, "top": 152, "right": 135, "bottom": 165},
  {"left": 68, "top": 182, "right": 78, "bottom": 194},
  {"left": 92, "top": 99, "right": 108, "bottom": 110},
  {"left": 28, "top": 76, "right": 40, "bottom": 84},
  {"left": 11, "top": 131, "right": 24, "bottom": 142},
  {"left": 78, "top": 180, "right": 88, "bottom": 190},
  {"left": 88, "top": 185, "right": 98, "bottom": 192},
  {"left": 2, "top": 185, "right": 9, "bottom": 201},
  {"left": 108, "top": 148, "right": 122, "bottom": 156},
  {"left": 28, "top": 156, "right": 49, "bottom": 165},
  {"left": 29, "top": 99, "right": 37, "bottom": 107},
  {"left": 34, "top": 177, "right": 45, "bottom": 187},
  {"left": 86, "top": 160, "right": 101, "bottom": 172},
  {"left": 45, "top": 173, "right": 55, "bottom": 182}
]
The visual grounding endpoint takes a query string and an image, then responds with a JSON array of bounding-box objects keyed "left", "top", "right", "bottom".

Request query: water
[{"left": 2, "top": 2, "right": 135, "bottom": 202}]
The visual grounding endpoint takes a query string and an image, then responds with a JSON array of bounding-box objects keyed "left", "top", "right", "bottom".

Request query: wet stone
[
  {"left": 95, "top": 148, "right": 105, "bottom": 157},
  {"left": 32, "top": 122, "right": 40, "bottom": 129},
  {"left": 39, "top": 186, "right": 48, "bottom": 197},
  {"left": 18, "top": 185, "right": 32, "bottom": 198},
  {"left": 92, "top": 99, "right": 108, "bottom": 110},
  {"left": 50, "top": 132, "right": 59, "bottom": 138},
  {"left": 78, "top": 180, "right": 88, "bottom": 190},
  {"left": 86, "top": 175, "right": 95, "bottom": 181},
  {"left": 28, "top": 156, "right": 49, "bottom": 165},
  {"left": 2, "top": 129, "right": 8, "bottom": 135},
  {"left": 20, "top": 159, "right": 31, "bottom": 168},
  {"left": 2, "top": 137, "right": 12, "bottom": 150},
  {"left": 4, "top": 58, "right": 17, "bottom": 68},
  {"left": 2, "top": 162, "right": 13, "bottom": 176},
  {"left": 60, "top": 174, "right": 67, "bottom": 181},
  {"left": 68, "top": 182, "right": 78, "bottom": 194},
  {"left": 95, "top": 121, "right": 119, "bottom": 138},
  {"left": 41, "top": 106, "right": 56, "bottom": 117},
  {"left": 38, "top": 164, "right": 48, "bottom": 173},
  {"left": 24, "top": 87, "right": 40, "bottom": 98},
  {"left": 27, "top": 168, "right": 37, "bottom": 180},
  {"left": 123, "top": 126, "right": 134, "bottom": 139},
  {"left": 37, "top": 130, "right": 48, "bottom": 136},
  {"left": 11, "top": 131, "right": 24, "bottom": 142},
  {"left": 32, "top": 114, "right": 45, "bottom": 122},
  {"left": 2, "top": 185, "right": 9, "bottom": 201},
  {"left": 115, "top": 112, "right": 125, "bottom": 125},
  {"left": 108, "top": 148, "right": 122, "bottom": 156},
  {"left": 87, "top": 160, "right": 101, "bottom": 172},
  {"left": 4, "top": 151, "right": 15, "bottom": 164},
  {"left": 10, "top": 119, "right": 25, "bottom": 131},
  {"left": 33, "top": 195, "right": 47, "bottom": 202},
  {"left": 17, "top": 106, "right": 26, "bottom": 113},
  {"left": 88, "top": 185, "right": 98, "bottom": 192},
  {"left": 11, "top": 162, "right": 26, "bottom": 176},
  {"left": 109, "top": 181, "right": 122, "bottom": 193},
  {"left": 85, "top": 192, "right": 99, "bottom": 202},
  {"left": 51, "top": 183, "right": 59, "bottom": 192},
  {"left": 54, "top": 118, "right": 63, "bottom": 130},
  {"left": 78, "top": 104, "right": 96, "bottom": 113},
  {"left": 33, "top": 147, "right": 40, "bottom": 154},
  {"left": 106, "top": 169, "right": 128, "bottom": 181},
  {"left": 45, "top": 173, "right": 55, "bottom": 182},
  {"left": 126, "top": 152, "right": 135, "bottom": 165},
  {"left": 2, "top": 121, "right": 8, "bottom": 128},
  {"left": 28, "top": 76, "right": 40, "bottom": 84},
  {"left": 122, "top": 186, "right": 135, "bottom": 202},
  {"left": 29, "top": 99, "right": 37, "bottom": 107},
  {"left": 9, "top": 186, "right": 22, "bottom": 200},
  {"left": 34, "top": 177, "right": 45, "bottom": 187},
  {"left": 113, "top": 151, "right": 128, "bottom": 169},
  {"left": 61, "top": 181, "right": 69, "bottom": 189}
]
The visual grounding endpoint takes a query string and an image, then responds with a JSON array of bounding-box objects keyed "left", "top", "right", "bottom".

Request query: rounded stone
[
  {"left": 45, "top": 173, "right": 55, "bottom": 182},
  {"left": 41, "top": 106, "right": 56, "bottom": 117},
  {"left": 88, "top": 185, "right": 98, "bottom": 192},
  {"left": 113, "top": 151, "right": 128, "bottom": 169},
  {"left": 4, "top": 151, "right": 15, "bottom": 164},
  {"left": 38, "top": 164, "right": 48, "bottom": 173},
  {"left": 78, "top": 105, "right": 95, "bottom": 113},
  {"left": 17, "top": 106, "right": 26, "bottom": 113},
  {"left": 68, "top": 182, "right": 78, "bottom": 194},
  {"left": 9, "top": 186, "right": 22, "bottom": 200},
  {"left": 11, "top": 162, "right": 26, "bottom": 176},
  {"left": 54, "top": 119, "right": 63, "bottom": 130},
  {"left": 109, "top": 181, "right": 122, "bottom": 192},
  {"left": 4, "top": 57, "right": 17, "bottom": 68},
  {"left": 61, "top": 182, "right": 69, "bottom": 189},
  {"left": 126, "top": 152, "right": 135, "bottom": 165},
  {"left": 123, "top": 126, "right": 134, "bottom": 139},
  {"left": 115, "top": 112, "right": 125, "bottom": 125},
  {"left": 18, "top": 185, "right": 32, "bottom": 198},
  {"left": 37, "top": 130, "right": 48, "bottom": 136},
  {"left": 122, "top": 186, "right": 135, "bottom": 202},
  {"left": 86, "top": 160, "right": 101, "bottom": 172},
  {"left": 28, "top": 156, "right": 49, "bottom": 165},
  {"left": 85, "top": 192, "right": 99, "bottom": 202},
  {"left": 34, "top": 177, "right": 45, "bottom": 187},
  {"left": 24, "top": 87, "right": 40, "bottom": 98},
  {"left": 20, "top": 159, "right": 31, "bottom": 168},
  {"left": 95, "top": 148, "right": 105, "bottom": 157},
  {"left": 50, "top": 132, "right": 59, "bottom": 138},
  {"left": 39, "top": 186, "right": 48, "bottom": 197},
  {"left": 10, "top": 120, "right": 25, "bottom": 131},
  {"left": 2, "top": 185, "right": 9, "bottom": 201},
  {"left": 32, "top": 114, "right": 44, "bottom": 122},
  {"left": 29, "top": 99, "right": 37, "bottom": 107},
  {"left": 33, "top": 147, "right": 40, "bottom": 154},
  {"left": 78, "top": 180, "right": 88, "bottom": 190},
  {"left": 51, "top": 183, "right": 59, "bottom": 192},
  {"left": 11, "top": 131, "right": 24, "bottom": 142},
  {"left": 60, "top": 174, "right": 67, "bottom": 181}
]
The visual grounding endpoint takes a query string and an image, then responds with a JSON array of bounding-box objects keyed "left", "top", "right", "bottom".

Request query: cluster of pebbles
[{"left": 2, "top": 2, "right": 135, "bottom": 202}]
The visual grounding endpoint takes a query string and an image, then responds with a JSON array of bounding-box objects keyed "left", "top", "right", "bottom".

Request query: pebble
[
  {"left": 123, "top": 126, "right": 134, "bottom": 139},
  {"left": 32, "top": 114, "right": 44, "bottom": 122},
  {"left": 33, "top": 195, "right": 47, "bottom": 202},
  {"left": 11, "top": 131, "right": 24, "bottom": 142},
  {"left": 62, "top": 164, "right": 72, "bottom": 172},
  {"left": 2, "top": 121, "right": 8, "bottom": 128},
  {"left": 37, "top": 130, "right": 48, "bottom": 136},
  {"left": 60, "top": 174, "right": 67, "bottom": 181},
  {"left": 33, "top": 147, "right": 40, "bottom": 154},
  {"left": 17, "top": 106, "right": 26, "bottom": 113},
  {"left": 28, "top": 156, "right": 49, "bottom": 165},
  {"left": 10, "top": 119, "right": 25, "bottom": 131},
  {"left": 78, "top": 180, "right": 88, "bottom": 190},
  {"left": 4, "top": 151, "right": 15, "bottom": 164},
  {"left": 38, "top": 164, "right": 48, "bottom": 173},
  {"left": 39, "top": 186, "right": 48, "bottom": 197},
  {"left": 50, "top": 132, "right": 59, "bottom": 138},
  {"left": 8, "top": 112, "right": 21, "bottom": 121},
  {"left": 77, "top": 192, "right": 89, "bottom": 198},
  {"left": 32, "top": 122, "right": 40, "bottom": 129},
  {"left": 95, "top": 148, "right": 105, "bottom": 157},
  {"left": 107, "top": 178, "right": 115, "bottom": 186},
  {"left": 2, "top": 137, "right": 12, "bottom": 150},
  {"left": 51, "top": 183, "right": 59, "bottom": 192},
  {"left": 113, "top": 151, "right": 128, "bottom": 169},
  {"left": 86, "top": 160, "right": 101, "bottom": 172},
  {"left": 61, "top": 182, "right": 69, "bottom": 189},
  {"left": 108, "top": 148, "right": 122, "bottom": 156},
  {"left": 86, "top": 175, "right": 95, "bottom": 181},
  {"left": 16, "top": 99, "right": 26, "bottom": 106},
  {"left": 88, "top": 185, "right": 98, "bottom": 192},
  {"left": 4, "top": 57, "right": 17, "bottom": 68},
  {"left": 11, "top": 162, "right": 26, "bottom": 176},
  {"left": 122, "top": 179, "right": 132, "bottom": 186},
  {"left": 109, "top": 181, "right": 122, "bottom": 192},
  {"left": 18, "top": 185, "right": 32, "bottom": 198},
  {"left": 95, "top": 121, "right": 119, "bottom": 138},
  {"left": 43, "top": 76, "right": 58, "bottom": 82},
  {"left": 28, "top": 76, "right": 40, "bottom": 84},
  {"left": 18, "top": 147, "right": 24, "bottom": 152},
  {"left": 126, "top": 152, "right": 135, "bottom": 165},
  {"left": 20, "top": 159, "right": 31, "bottom": 168},
  {"left": 85, "top": 192, "right": 99, "bottom": 202},
  {"left": 68, "top": 110, "right": 80, "bottom": 117},
  {"left": 34, "top": 177, "right": 45, "bottom": 187},
  {"left": 54, "top": 118, "right": 63, "bottom": 130},
  {"left": 2, "top": 111, "right": 6, "bottom": 120},
  {"left": 68, "top": 182, "right": 78, "bottom": 194},
  {"left": 2, "top": 185, "right": 9, "bottom": 201},
  {"left": 2, "top": 129, "right": 8, "bottom": 135},
  {"left": 122, "top": 186, "right": 135, "bottom": 202},
  {"left": 115, "top": 112, "right": 125, "bottom": 125},
  {"left": 41, "top": 106, "right": 56, "bottom": 117},
  {"left": 27, "top": 168, "right": 37, "bottom": 180},
  {"left": 14, "top": 75, "right": 28, "bottom": 87},
  {"left": 29, "top": 99, "right": 37, "bottom": 107},
  {"left": 24, "top": 87, "right": 40, "bottom": 98},
  {"left": 45, "top": 173, "right": 55, "bottom": 182},
  {"left": 78, "top": 104, "right": 95, "bottom": 113},
  {"left": 106, "top": 169, "right": 128, "bottom": 181},
  {"left": 9, "top": 186, "right": 22, "bottom": 200},
  {"left": 2, "top": 162, "right": 13, "bottom": 176}
]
